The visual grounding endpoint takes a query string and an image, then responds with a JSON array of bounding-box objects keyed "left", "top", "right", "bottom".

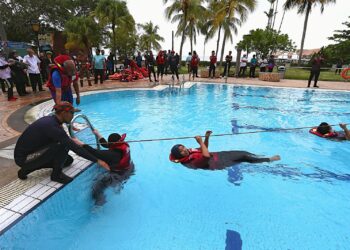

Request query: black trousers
[
  {"left": 29, "top": 73, "right": 43, "bottom": 91},
  {"left": 94, "top": 69, "right": 104, "bottom": 84},
  {"left": 3, "top": 78, "right": 14, "bottom": 100},
  {"left": 222, "top": 62, "right": 231, "bottom": 77},
  {"left": 308, "top": 70, "right": 320, "bottom": 87},
  {"left": 170, "top": 66, "right": 179, "bottom": 80},
  {"left": 15, "top": 143, "right": 69, "bottom": 179},
  {"left": 209, "top": 151, "right": 271, "bottom": 170},
  {"left": 157, "top": 64, "right": 164, "bottom": 78},
  {"left": 92, "top": 168, "right": 133, "bottom": 206},
  {"left": 260, "top": 67, "right": 266, "bottom": 72},
  {"left": 238, "top": 66, "right": 247, "bottom": 77},
  {"left": 192, "top": 66, "right": 198, "bottom": 79},
  {"left": 249, "top": 66, "right": 256, "bottom": 78},
  {"left": 209, "top": 64, "right": 216, "bottom": 78},
  {"left": 148, "top": 65, "right": 157, "bottom": 81}
]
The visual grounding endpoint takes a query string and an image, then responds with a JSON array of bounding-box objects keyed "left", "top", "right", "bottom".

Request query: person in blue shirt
[
  {"left": 92, "top": 49, "right": 106, "bottom": 84},
  {"left": 47, "top": 55, "right": 80, "bottom": 105},
  {"left": 249, "top": 55, "right": 258, "bottom": 78}
]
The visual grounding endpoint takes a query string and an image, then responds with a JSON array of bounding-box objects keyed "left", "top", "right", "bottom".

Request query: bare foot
[{"left": 269, "top": 155, "right": 281, "bottom": 162}]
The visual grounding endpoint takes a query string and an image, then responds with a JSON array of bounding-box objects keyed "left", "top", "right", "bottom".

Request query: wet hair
[
  {"left": 171, "top": 144, "right": 184, "bottom": 159},
  {"left": 317, "top": 122, "right": 331, "bottom": 135},
  {"left": 108, "top": 133, "right": 122, "bottom": 144}
]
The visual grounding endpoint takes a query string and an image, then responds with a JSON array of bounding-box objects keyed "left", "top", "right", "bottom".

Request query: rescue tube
[
  {"left": 309, "top": 128, "right": 338, "bottom": 138},
  {"left": 341, "top": 68, "right": 350, "bottom": 80}
]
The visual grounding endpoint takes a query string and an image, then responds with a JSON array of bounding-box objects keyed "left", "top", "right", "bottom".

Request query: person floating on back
[
  {"left": 309, "top": 122, "right": 350, "bottom": 140},
  {"left": 72, "top": 129, "right": 134, "bottom": 206},
  {"left": 169, "top": 131, "right": 280, "bottom": 170}
]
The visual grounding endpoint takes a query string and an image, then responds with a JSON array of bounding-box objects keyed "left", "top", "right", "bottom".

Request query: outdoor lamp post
[{"left": 31, "top": 22, "right": 40, "bottom": 54}]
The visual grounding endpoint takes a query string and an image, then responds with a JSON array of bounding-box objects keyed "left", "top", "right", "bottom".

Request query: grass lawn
[{"left": 178, "top": 66, "right": 348, "bottom": 82}]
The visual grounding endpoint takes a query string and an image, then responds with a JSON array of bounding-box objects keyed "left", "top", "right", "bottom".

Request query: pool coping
[
  {"left": 1, "top": 80, "right": 348, "bottom": 236},
  {"left": 0, "top": 82, "right": 194, "bottom": 236}
]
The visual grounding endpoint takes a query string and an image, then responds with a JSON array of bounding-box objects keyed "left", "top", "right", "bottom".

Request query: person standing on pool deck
[
  {"left": 14, "top": 102, "right": 110, "bottom": 184},
  {"left": 307, "top": 54, "right": 324, "bottom": 88},
  {"left": 170, "top": 131, "right": 280, "bottom": 170},
  {"left": 47, "top": 55, "right": 80, "bottom": 105}
]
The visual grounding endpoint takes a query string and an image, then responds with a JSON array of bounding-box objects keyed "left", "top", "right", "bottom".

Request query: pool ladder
[{"left": 69, "top": 114, "right": 101, "bottom": 149}]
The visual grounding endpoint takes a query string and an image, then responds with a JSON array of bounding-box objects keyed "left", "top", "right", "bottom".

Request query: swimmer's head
[
  {"left": 317, "top": 122, "right": 332, "bottom": 135},
  {"left": 171, "top": 144, "right": 189, "bottom": 159}
]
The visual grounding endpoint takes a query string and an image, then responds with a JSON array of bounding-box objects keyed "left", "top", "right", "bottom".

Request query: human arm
[
  {"left": 339, "top": 123, "right": 350, "bottom": 140},
  {"left": 93, "top": 129, "right": 109, "bottom": 148},
  {"left": 204, "top": 130, "right": 212, "bottom": 148},
  {"left": 52, "top": 71, "right": 62, "bottom": 104},
  {"left": 195, "top": 136, "right": 210, "bottom": 158},
  {"left": 72, "top": 77, "right": 80, "bottom": 105}
]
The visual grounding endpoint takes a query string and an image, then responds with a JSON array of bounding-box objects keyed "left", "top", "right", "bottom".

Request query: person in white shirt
[
  {"left": 0, "top": 49, "right": 17, "bottom": 101},
  {"left": 23, "top": 48, "right": 44, "bottom": 92},
  {"left": 238, "top": 54, "right": 248, "bottom": 77},
  {"left": 259, "top": 56, "right": 268, "bottom": 72},
  {"left": 186, "top": 52, "right": 192, "bottom": 74}
]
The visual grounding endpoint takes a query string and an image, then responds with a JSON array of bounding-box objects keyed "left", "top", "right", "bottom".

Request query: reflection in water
[{"left": 227, "top": 163, "right": 350, "bottom": 186}]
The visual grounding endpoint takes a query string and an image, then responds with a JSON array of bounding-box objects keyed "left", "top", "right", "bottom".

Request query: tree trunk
[
  {"left": 179, "top": 29, "right": 186, "bottom": 63},
  {"left": 190, "top": 26, "right": 193, "bottom": 54},
  {"left": 219, "top": 32, "right": 226, "bottom": 66},
  {"left": 278, "top": 9, "right": 286, "bottom": 33},
  {"left": 0, "top": 15, "right": 9, "bottom": 57},
  {"left": 112, "top": 23, "right": 116, "bottom": 55},
  {"left": 272, "top": 0, "right": 278, "bottom": 30},
  {"left": 215, "top": 25, "right": 221, "bottom": 57},
  {"left": 298, "top": 4, "right": 311, "bottom": 65}
]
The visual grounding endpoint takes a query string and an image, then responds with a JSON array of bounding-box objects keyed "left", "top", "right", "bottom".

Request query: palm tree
[
  {"left": 164, "top": 0, "right": 205, "bottom": 61},
  {"left": 64, "top": 16, "right": 102, "bottom": 55},
  {"left": 216, "top": 0, "right": 256, "bottom": 66},
  {"left": 202, "top": 0, "right": 226, "bottom": 57},
  {"left": 284, "top": 0, "right": 336, "bottom": 65},
  {"left": 138, "top": 21, "right": 165, "bottom": 51},
  {"left": 94, "top": 0, "right": 131, "bottom": 54},
  {"left": 184, "top": 0, "right": 207, "bottom": 53}
]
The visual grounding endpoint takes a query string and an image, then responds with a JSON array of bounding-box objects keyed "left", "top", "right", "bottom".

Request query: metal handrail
[{"left": 69, "top": 114, "right": 100, "bottom": 149}]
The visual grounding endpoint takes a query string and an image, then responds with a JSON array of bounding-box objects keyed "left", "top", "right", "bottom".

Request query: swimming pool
[{"left": 1, "top": 83, "right": 350, "bottom": 249}]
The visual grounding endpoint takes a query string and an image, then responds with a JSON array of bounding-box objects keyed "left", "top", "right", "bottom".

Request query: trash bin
[{"left": 278, "top": 66, "right": 286, "bottom": 79}]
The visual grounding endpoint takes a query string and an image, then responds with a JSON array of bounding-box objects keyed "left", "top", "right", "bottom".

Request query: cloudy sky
[{"left": 126, "top": 0, "right": 349, "bottom": 59}]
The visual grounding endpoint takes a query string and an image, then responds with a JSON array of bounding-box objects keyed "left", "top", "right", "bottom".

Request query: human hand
[
  {"left": 76, "top": 96, "right": 80, "bottom": 105},
  {"left": 98, "top": 160, "right": 110, "bottom": 171},
  {"left": 195, "top": 135, "right": 203, "bottom": 144},
  {"left": 339, "top": 123, "right": 347, "bottom": 130},
  {"left": 205, "top": 130, "right": 212, "bottom": 137}
]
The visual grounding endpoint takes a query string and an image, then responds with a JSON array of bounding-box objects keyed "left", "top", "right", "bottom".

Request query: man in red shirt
[
  {"left": 170, "top": 131, "right": 280, "bottom": 170},
  {"left": 209, "top": 51, "right": 217, "bottom": 79}
]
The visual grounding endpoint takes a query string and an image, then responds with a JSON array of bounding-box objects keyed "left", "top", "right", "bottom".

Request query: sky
[{"left": 125, "top": 0, "right": 349, "bottom": 59}]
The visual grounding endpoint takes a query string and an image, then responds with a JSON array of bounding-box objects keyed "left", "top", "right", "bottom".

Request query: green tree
[
  {"left": 0, "top": 0, "right": 98, "bottom": 42},
  {"left": 216, "top": 0, "right": 256, "bottom": 66},
  {"left": 94, "top": 0, "right": 132, "bottom": 54},
  {"left": 184, "top": 0, "right": 207, "bottom": 53},
  {"left": 114, "top": 18, "right": 138, "bottom": 56},
  {"left": 138, "top": 21, "right": 165, "bottom": 51},
  {"left": 322, "top": 16, "right": 350, "bottom": 64},
  {"left": 237, "top": 28, "right": 295, "bottom": 57},
  {"left": 284, "top": 0, "right": 336, "bottom": 65},
  {"left": 164, "top": 0, "right": 192, "bottom": 61},
  {"left": 64, "top": 16, "right": 102, "bottom": 55}
]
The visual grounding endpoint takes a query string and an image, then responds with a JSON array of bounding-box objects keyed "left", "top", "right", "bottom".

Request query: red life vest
[
  {"left": 191, "top": 56, "right": 199, "bottom": 67},
  {"left": 169, "top": 148, "right": 203, "bottom": 163},
  {"left": 156, "top": 55, "right": 165, "bottom": 65},
  {"left": 108, "top": 134, "right": 132, "bottom": 170},
  {"left": 46, "top": 65, "right": 73, "bottom": 92},
  {"left": 210, "top": 56, "right": 217, "bottom": 64},
  {"left": 309, "top": 128, "right": 338, "bottom": 138}
]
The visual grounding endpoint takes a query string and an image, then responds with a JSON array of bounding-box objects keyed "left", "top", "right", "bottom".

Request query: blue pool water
[{"left": 1, "top": 84, "right": 350, "bottom": 249}]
